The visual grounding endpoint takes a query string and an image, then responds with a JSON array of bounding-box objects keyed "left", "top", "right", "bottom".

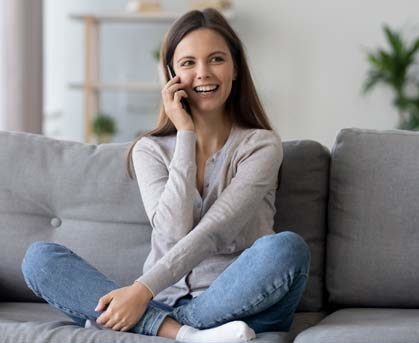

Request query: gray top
[{"left": 132, "top": 124, "right": 283, "bottom": 306}]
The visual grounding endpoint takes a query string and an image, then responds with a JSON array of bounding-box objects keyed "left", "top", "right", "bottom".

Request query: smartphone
[{"left": 166, "top": 64, "right": 192, "bottom": 115}]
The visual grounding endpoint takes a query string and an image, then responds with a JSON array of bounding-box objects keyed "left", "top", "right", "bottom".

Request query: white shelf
[
  {"left": 69, "top": 81, "right": 161, "bottom": 92},
  {"left": 69, "top": 8, "right": 235, "bottom": 142},
  {"left": 69, "top": 9, "right": 234, "bottom": 22}
]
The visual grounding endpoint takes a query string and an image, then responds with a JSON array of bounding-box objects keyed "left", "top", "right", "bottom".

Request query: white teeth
[{"left": 194, "top": 85, "right": 218, "bottom": 92}]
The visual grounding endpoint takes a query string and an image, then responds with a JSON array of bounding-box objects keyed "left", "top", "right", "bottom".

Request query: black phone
[{"left": 166, "top": 64, "right": 192, "bottom": 115}]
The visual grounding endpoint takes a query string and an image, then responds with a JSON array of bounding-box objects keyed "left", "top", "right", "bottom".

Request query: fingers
[
  {"left": 161, "top": 75, "right": 195, "bottom": 129},
  {"left": 96, "top": 299, "right": 114, "bottom": 326},
  {"left": 112, "top": 321, "right": 128, "bottom": 331},
  {"left": 163, "top": 75, "right": 182, "bottom": 93},
  {"left": 162, "top": 76, "right": 188, "bottom": 101},
  {"left": 97, "top": 310, "right": 118, "bottom": 329},
  {"left": 162, "top": 84, "right": 187, "bottom": 104},
  {"left": 97, "top": 311, "right": 131, "bottom": 332},
  {"left": 96, "top": 313, "right": 107, "bottom": 326},
  {"left": 112, "top": 319, "right": 134, "bottom": 332},
  {"left": 165, "top": 81, "right": 184, "bottom": 92},
  {"left": 174, "top": 90, "right": 188, "bottom": 102},
  {"left": 167, "top": 75, "right": 180, "bottom": 85},
  {"left": 95, "top": 293, "right": 112, "bottom": 312},
  {"left": 166, "top": 74, "right": 180, "bottom": 84},
  {"left": 106, "top": 317, "right": 121, "bottom": 330}
]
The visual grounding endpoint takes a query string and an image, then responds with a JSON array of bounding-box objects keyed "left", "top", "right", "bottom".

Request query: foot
[{"left": 175, "top": 320, "right": 256, "bottom": 343}]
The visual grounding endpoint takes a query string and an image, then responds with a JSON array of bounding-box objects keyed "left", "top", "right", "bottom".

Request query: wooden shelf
[
  {"left": 69, "top": 81, "right": 161, "bottom": 92},
  {"left": 68, "top": 8, "right": 235, "bottom": 143},
  {"left": 69, "top": 9, "right": 234, "bottom": 22}
]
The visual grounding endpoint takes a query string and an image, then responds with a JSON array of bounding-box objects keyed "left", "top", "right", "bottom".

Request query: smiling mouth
[{"left": 193, "top": 85, "right": 220, "bottom": 93}]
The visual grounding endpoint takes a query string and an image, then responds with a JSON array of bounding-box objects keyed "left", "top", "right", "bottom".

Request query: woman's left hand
[{"left": 95, "top": 282, "right": 153, "bottom": 332}]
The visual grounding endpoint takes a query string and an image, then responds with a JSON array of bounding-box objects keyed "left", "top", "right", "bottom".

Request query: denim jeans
[{"left": 21, "top": 231, "right": 311, "bottom": 336}]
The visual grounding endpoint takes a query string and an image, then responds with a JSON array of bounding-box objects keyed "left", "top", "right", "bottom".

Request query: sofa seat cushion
[
  {"left": 0, "top": 302, "right": 327, "bottom": 343},
  {"left": 294, "top": 308, "right": 419, "bottom": 343}
]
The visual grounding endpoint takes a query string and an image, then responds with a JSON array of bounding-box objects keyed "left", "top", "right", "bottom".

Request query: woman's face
[{"left": 172, "top": 28, "right": 237, "bottom": 116}]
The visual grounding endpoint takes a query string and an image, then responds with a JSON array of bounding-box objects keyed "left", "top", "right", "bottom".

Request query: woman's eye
[
  {"left": 181, "top": 60, "right": 193, "bottom": 67},
  {"left": 180, "top": 57, "right": 224, "bottom": 67}
]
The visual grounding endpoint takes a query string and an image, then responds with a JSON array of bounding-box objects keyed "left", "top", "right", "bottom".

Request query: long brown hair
[{"left": 125, "top": 8, "right": 276, "bottom": 180}]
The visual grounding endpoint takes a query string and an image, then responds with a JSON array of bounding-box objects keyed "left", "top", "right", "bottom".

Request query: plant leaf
[
  {"left": 383, "top": 25, "right": 405, "bottom": 60},
  {"left": 363, "top": 71, "right": 388, "bottom": 93},
  {"left": 407, "top": 38, "right": 419, "bottom": 62},
  {"left": 367, "top": 52, "right": 384, "bottom": 69}
]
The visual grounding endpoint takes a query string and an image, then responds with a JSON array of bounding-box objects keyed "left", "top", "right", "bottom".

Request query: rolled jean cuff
[
  {"left": 133, "top": 303, "right": 173, "bottom": 336},
  {"left": 169, "top": 305, "right": 194, "bottom": 328}
]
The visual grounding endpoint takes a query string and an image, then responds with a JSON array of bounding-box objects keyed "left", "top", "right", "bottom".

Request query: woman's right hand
[{"left": 161, "top": 75, "right": 195, "bottom": 131}]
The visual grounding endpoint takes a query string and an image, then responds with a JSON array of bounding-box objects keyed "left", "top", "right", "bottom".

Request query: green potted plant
[
  {"left": 92, "top": 113, "right": 117, "bottom": 144},
  {"left": 152, "top": 44, "right": 160, "bottom": 62},
  {"left": 362, "top": 24, "right": 419, "bottom": 130},
  {"left": 152, "top": 42, "right": 165, "bottom": 86}
]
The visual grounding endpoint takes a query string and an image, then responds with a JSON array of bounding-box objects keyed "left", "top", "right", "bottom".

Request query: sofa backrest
[
  {"left": 0, "top": 131, "right": 151, "bottom": 302},
  {"left": 327, "top": 128, "right": 419, "bottom": 308},
  {"left": 0, "top": 130, "right": 330, "bottom": 312},
  {"left": 274, "top": 140, "right": 330, "bottom": 312}
]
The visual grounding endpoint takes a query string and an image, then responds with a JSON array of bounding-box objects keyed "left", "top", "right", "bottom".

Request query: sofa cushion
[
  {"left": 0, "top": 131, "right": 151, "bottom": 302},
  {"left": 294, "top": 308, "right": 419, "bottom": 343},
  {"left": 274, "top": 140, "right": 330, "bottom": 312},
  {"left": 327, "top": 128, "right": 419, "bottom": 307},
  {"left": 0, "top": 302, "right": 327, "bottom": 343}
]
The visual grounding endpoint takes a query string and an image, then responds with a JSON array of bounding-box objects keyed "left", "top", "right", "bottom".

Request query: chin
[{"left": 194, "top": 102, "right": 225, "bottom": 114}]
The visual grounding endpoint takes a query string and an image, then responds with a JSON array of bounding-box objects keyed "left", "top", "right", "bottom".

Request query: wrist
[
  {"left": 132, "top": 281, "right": 154, "bottom": 300},
  {"left": 178, "top": 126, "right": 195, "bottom": 132},
  {"left": 177, "top": 120, "right": 195, "bottom": 131}
]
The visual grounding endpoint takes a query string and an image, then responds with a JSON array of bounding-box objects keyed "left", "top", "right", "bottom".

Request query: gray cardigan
[{"left": 132, "top": 124, "right": 283, "bottom": 306}]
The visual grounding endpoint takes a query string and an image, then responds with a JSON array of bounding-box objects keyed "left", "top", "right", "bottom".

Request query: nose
[{"left": 196, "top": 62, "right": 212, "bottom": 80}]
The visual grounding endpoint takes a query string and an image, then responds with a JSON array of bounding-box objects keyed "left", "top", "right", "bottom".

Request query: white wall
[
  {"left": 44, "top": 0, "right": 419, "bottom": 149},
  {"left": 234, "top": 0, "right": 419, "bottom": 149},
  {"left": 0, "top": 0, "right": 4, "bottom": 130}
]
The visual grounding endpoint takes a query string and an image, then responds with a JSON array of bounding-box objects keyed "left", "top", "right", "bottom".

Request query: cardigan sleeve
[
  {"left": 132, "top": 130, "right": 197, "bottom": 244},
  {"left": 135, "top": 129, "right": 283, "bottom": 297}
]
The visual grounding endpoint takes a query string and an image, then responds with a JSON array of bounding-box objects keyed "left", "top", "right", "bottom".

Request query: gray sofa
[{"left": 0, "top": 127, "right": 418, "bottom": 343}]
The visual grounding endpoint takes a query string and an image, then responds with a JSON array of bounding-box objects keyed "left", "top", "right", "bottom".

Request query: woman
[{"left": 21, "top": 8, "right": 311, "bottom": 343}]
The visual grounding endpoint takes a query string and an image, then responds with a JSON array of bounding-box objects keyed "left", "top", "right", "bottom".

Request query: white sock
[
  {"left": 85, "top": 319, "right": 98, "bottom": 329},
  {"left": 175, "top": 320, "right": 256, "bottom": 343},
  {"left": 84, "top": 319, "right": 111, "bottom": 330}
]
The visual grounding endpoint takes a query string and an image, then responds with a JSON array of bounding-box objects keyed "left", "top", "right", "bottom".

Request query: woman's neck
[{"left": 193, "top": 112, "right": 233, "bottom": 157}]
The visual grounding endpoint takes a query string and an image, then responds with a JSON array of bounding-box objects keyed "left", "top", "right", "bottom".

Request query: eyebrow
[{"left": 176, "top": 51, "right": 227, "bottom": 63}]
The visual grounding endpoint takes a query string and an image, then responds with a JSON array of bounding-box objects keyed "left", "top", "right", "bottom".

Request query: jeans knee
[
  {"left": 22, "top": 241, "right": 66, "bottom": 280},
  {"left": 280, "top": 231, "right": 311, "bottom": 273},
  {"left": 259, "top": 231, "right": 311, "bottom": 273}
]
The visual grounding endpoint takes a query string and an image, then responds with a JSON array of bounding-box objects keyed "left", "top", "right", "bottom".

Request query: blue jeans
[{"left": 21, "top": 231, "right": 310, "bottom": 336}]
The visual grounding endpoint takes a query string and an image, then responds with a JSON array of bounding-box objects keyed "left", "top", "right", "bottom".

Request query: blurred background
[{"left": 1, "top": 0, "right": 418, "bottom": 149}]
